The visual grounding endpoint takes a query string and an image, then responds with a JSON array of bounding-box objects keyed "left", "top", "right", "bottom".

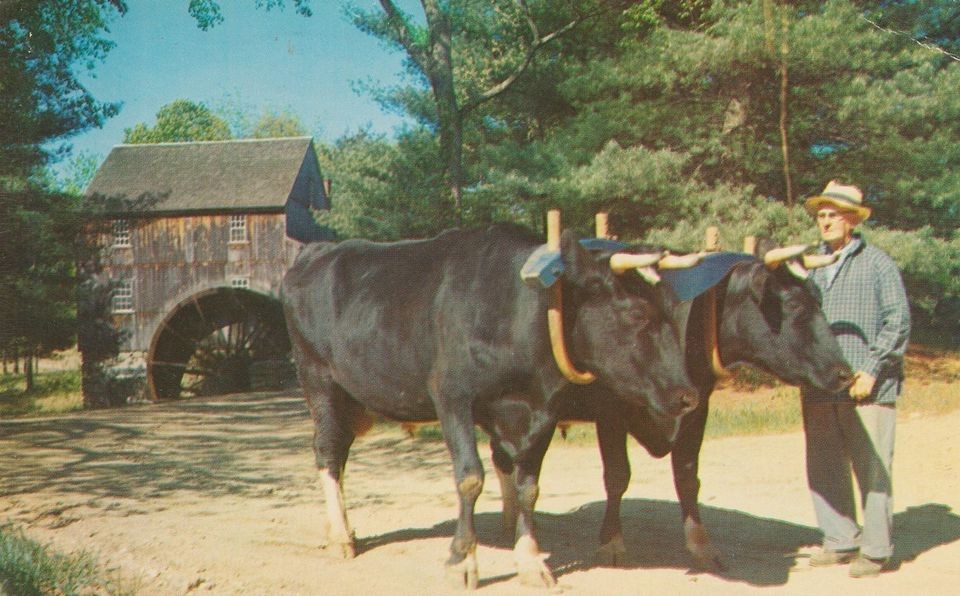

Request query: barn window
[
  {"left": 230, "top": 277, "right": 250, "bottom": 289},
  {"left": 112, "top": 219, "right": 131, "bottom": 247},
  {"left": 229, "top": 214, "right": 247, "bottom": 243},
  {"left": 112, "top": 279, "right": 134, "bottom": 313}
]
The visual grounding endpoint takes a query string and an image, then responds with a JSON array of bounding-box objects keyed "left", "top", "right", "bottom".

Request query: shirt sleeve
[{"left": 863, "top": 253, "right": 911, "bottom": 379}]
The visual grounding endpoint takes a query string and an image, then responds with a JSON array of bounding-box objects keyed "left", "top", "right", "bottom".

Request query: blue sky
[{"left": 66, "top": 1, "right": 418, "bottom": 167}]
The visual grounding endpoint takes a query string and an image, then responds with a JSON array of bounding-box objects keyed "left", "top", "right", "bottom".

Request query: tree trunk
[
  {"left": 778, "top": 10, "right": 794, "bottom": 213},
  {"left": 24, "top": 350, "right": 34, "bottom": 393},
  {"left": 421, "top": 0, "right": 464, "bottom": 222}
]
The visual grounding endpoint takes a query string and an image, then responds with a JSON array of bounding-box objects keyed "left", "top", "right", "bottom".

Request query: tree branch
[
  {"left": 378, "top": 0, "right": 429, "bottom": 68},
  {"left": 464, "top": 1, "right": 582, "bottom": 112}
]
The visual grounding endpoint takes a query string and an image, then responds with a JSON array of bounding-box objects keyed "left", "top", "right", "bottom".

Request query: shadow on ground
[
  {"left": 0, "top": 391, "right": 453, "bottom": 503},
  {"left": 0, "top": 392, "right": 313, "bottom": 500},
  {"left": 359, "top": 500, "right": 960, "bottom": 588}
]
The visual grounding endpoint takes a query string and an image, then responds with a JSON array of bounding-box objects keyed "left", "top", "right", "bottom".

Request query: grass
[
  {"left": 704, "top": 346, "right": 960, "bottom": 438},
  {"left": 547, "top": 347, "right": 960, "bottom": 445},
  {"left": 0, "top": 524, "right": 132, "bottom": 596},
  {"left": 4, "top": 348, "right": 958, "bottom": 441},
  {"left": 0, "top": 369, "right": 84, "bottom": 418}
]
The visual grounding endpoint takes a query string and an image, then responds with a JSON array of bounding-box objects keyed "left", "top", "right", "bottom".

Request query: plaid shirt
[{"left": 802, "top": 234, "right": 911, "bottom": 404}]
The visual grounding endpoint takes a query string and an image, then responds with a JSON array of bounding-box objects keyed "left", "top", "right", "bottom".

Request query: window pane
[
  {"left": 113, "top": 219, "right": 131, "bottom": 247},
  {"left": 229, "top": 214, "right": 247, "bottom": 243},
  {"left": 112, "top": 279, "right": 134, "bottom": 312}
]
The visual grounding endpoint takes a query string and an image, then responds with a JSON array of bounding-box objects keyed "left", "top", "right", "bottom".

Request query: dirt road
[{"left": 1, "top": 391, "right": 958, "bottom": 595}]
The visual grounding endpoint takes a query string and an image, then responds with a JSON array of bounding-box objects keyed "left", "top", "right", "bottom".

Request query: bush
[{"left": 0, "top": 524, "right": 130, "bottom": 595}]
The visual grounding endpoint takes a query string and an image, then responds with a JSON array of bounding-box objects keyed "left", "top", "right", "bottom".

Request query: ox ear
[
  {"left": 748, "top": 264, "right": 770, "bottom": 302},
  {"left": 753, "top": 237, "right": 779, "bottom": 258},
  {"left": 560, "top": 229, "right": 602, "bottom": 285}
]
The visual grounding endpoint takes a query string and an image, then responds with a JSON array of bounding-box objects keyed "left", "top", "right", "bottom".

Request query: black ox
[
  {"left": 495, "top": 244, "right": 854, "bottom": 569},
  {"left": 281, "top": 224, "right": 699, "bottom": 589}
]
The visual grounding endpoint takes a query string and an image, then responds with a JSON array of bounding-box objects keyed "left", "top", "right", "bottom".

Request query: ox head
[
  {"left": 557, "top": 230, "right": 699, "bottom": 437},
  {"left": 717, "top": 241, "right": 853, "bottom": 392}
]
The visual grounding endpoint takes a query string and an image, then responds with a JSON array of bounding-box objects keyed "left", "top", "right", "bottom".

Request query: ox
[
  {"left": 494, "top": 243, "right": 854, "bottom": 569},
  {"left": 281, "top": 223, "right": 699, "bottom": 589}
]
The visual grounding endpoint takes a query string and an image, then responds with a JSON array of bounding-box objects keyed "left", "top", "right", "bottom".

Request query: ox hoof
[
  {"left": 687, "top": 544, "right": 725, "bottom": 572},
  {"left": 517, "top": 553, "right": 557, "bottom": 588},
  {"left": 445, "top": 553, "right": 479, "bottom": 590},
  {"left": 516, "top": 563, "right": 556, "bottom": 589},
  {"left": 324, "top": 540, "right": 357, "bottom": 559},
  {"left": 514, "top": 536, "right": 556, "bottom": 588},
  {"left": 684, "top": 519, "right": 725, "bottom": 571},
  {"left": 596, "top": 535, "right": 627, "bottom": 567},
  {"left": 322, "top": 531, "right": 357, "bottom": 559}
]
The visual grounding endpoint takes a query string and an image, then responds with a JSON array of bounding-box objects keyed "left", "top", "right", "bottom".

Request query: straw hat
[{"left": 804, "top": 180, "right": 871, "bottom": 221}]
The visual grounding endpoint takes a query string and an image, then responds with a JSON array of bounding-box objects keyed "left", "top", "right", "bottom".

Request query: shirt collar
[{"left": 821, "top": 233, "right": 864, "bottom": 257}]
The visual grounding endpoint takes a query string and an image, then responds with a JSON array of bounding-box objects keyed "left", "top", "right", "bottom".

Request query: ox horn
[
  {"left": 785, "top": 251, "right": 840, "bottom": 281},
  {"left": 658, "top": 252, "right": 705, "bottom": 269},
  {"left": 763, "top": 244, "right": 809, "bottom": 268},
  {"left": 785, "top": 260, "right": 809, "bottom": 280},
  {"left": 546, "top": 210, "right": 596, "bottom": 385},
  {"left": 609, "top": 251, "right": 665, "bottom": 273},
  {"left": 802, "top": 252, "right": 840, "bottom": 269}
]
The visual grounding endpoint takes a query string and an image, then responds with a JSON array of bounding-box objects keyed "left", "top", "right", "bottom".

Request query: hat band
[{"left": 821, "top": 191, "right": 862, "bottom": 206}]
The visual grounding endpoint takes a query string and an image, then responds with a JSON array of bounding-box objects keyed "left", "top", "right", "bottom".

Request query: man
[{"left": 801, "top": 180, "right": 911, "bottom": 578}]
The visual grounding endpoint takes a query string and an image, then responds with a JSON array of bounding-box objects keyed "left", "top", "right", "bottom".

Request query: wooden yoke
[
  {"left": 595, "top": 212, "right": 610, "bottom": 240},
  {"left": 703, "top": 226, "right": 730, "bottom": 379},
  {"left": 547, "top": 210, "right": 596, "bottom": 384}
]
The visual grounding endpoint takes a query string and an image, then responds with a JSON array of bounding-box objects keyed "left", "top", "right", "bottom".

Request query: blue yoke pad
[
  {"left": 659, "top": 252, "right": 756, "bottom": 301},
  {"left": 520, "top": 238, "right": 629, "bottom": 289}
]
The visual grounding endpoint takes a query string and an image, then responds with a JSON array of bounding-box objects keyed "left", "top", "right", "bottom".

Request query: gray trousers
[{"left": 801, "top": 400, "right": 896, "bottom": 559}]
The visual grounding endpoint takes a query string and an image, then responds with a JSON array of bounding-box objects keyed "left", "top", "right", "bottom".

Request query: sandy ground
[{"left": 1, "top": 390, "right": 958, "bottom": 595}]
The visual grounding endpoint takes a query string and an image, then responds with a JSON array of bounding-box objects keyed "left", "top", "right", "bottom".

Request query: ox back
[{"left": 281, "top": 223, "right": 697, "bottom": 589}]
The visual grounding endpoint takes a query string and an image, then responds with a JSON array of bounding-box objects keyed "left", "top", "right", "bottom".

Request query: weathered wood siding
[{"left": 105, "top": 212, "right": 301, "bottom": 351}]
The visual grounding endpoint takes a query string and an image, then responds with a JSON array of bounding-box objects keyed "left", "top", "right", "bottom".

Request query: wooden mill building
[{"left": 85, "top": 137, "right": 333, "bottom": 399}]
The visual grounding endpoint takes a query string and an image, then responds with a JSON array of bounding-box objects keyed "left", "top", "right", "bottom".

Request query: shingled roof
[{"left": 85, "top": 137, "right": 318, "bottom": 214}]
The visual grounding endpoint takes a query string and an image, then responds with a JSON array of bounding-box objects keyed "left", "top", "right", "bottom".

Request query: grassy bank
[
  {"left": 0, "top": 524, "right": 131, "bottom": 595},
  {"left": 0, "top": 369, "right": 83, "bottom": 418},
  {"left": 703, "top": 345, "right": 960, "bottom": 438}
]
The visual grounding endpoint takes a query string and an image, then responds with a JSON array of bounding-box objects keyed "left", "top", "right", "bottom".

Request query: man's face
[{"left": 816, "top": 207, "right": 858, "bottom": 249}]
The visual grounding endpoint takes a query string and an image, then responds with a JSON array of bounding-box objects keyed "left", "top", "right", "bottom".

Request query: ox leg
[
  {"left": 595, "top": 411, "right": 630, "bottom": 566},
  {"left": 436, "top": 409, "right": 485, "bottom": 589},
  {"left": 671, "top": 397, "right": 724, "bottom": 570},
  {"left": 490, "top": 440, "right": 520, "bottom": 541},
  {"left": 510, "top": 428, "right": 557, "bottom": 588},
  {"left": 299, "top": 357, "right": 364, "bottom": 559}
]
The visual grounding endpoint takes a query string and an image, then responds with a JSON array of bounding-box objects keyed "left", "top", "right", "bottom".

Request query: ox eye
[{"left": 584, "top": 278, "right": 606, "bottom": 296}]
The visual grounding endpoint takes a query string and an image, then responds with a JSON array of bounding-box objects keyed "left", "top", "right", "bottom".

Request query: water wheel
[{"left": 147, "top": 287, "right": 292, "bottom": 400}]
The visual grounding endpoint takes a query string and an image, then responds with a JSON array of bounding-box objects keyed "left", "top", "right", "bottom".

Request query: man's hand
[{"left": 849, "top": 371, "right": 876, "bottom": 400}]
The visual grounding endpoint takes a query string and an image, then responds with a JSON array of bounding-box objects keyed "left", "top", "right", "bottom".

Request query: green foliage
[
  {"left": 250, "top": 108, "right": 307, "bottom": 138},
  {"left": 214, "top": 94, "right": 309, "bottom": 139},
  {"left": 555, "top": 0, "right": 960, "bottom": 233},
  {"left": 0, "top": 0, "right": 124, "bottom": 179},
  {"left": 40, "top": 151, "right": 103, "bottom": 196},
  {"left": 316, "top": 128, "right": 453, "bottom": 240},
  {"left": 0, "top": 369, "right": 83, "bottom": 418},
  {"left": 1, "top": 1, "right": 130, "bottom": 387},
  {"left": 123, "top": 99, "right": 232, "bottom": 144},
  {"left": 0, "top": 189, "right": 85, "bottom": 361},
  {"left": 188, "top": 0, "right": 313, "bottom": 31},
  {"left": 0, "top": 523, "right": 129, "bottom": 595}
]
